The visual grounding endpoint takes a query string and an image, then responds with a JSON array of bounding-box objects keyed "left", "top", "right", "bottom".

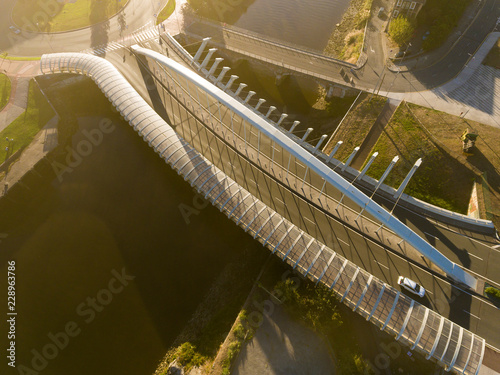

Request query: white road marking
[
  {"left": 463, "top": 310, "right": 481, "bottom": 320},
  {"left": 373, "top": 260, "right": 389, "bottom": 270},
  {"left": 304, "top": 217, "right": 316, "bottom": 226},
  {"left": 468, "top": 252, "right": 483, "bottom": 261},
  {"left": 338, "top": 238, "right": 350, "bottom": 247},
  {"left": 424, "top": 232, "right": 440, "bottom": 241},
  {"left": 275, "top": 197, "right": 284, "bottom": 205}
]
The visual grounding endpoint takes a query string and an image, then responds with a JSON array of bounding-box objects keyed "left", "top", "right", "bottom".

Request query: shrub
[
  {"left": 389, "top": 16, "right": 415, "bottom": 46},
  {"left": 485, "top": 287, "right": 500, "bottom": 300}
]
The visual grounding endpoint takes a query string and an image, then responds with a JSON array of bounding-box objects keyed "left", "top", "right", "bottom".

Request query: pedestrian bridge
[{"left": 40, "top": 51, "right": 485, "bottom": 375}]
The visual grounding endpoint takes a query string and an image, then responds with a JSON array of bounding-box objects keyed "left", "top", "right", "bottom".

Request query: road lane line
[
  {"left": 304, "top": 217, "right": 316, "bottom": 226},
  {"left": 463, "top": 310, "right": 481, "bottom": 320},
  {"left": 275, "top": 197, "right": 284, "bottom": 205},
  {"left": 468, "top": 252, "right": 483, "bottom": 261},
  {"left": 338, "top": 238, "right": 350, "bottom": 247},
  {"left": 424, "top": 232, "right": 441, "bottom": 241},
  {"left": 373, "top": 260, "right": 389, "bottom": 270}
]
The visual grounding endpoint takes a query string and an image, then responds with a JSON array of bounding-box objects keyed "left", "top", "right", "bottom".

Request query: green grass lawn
[
  {"left": 12, "top": 0, "right": 129, "bottom": 33},
  {"left": 0, "top": 80, "right": 54, "bottom": 163},
  {"left": 1, "top": 53, "right": 40, "bottom": 61},
  {"left": 365, "top": 103, "right": 477, "bottom": 213},
  {"left": 156, "top": 0, "right": 176, "bottom": 24},
  {"left": 0, "top": 74, "right": 12, "bottom": 110},
  {"left": 323, "top": 93, "right": 387, "bottom": 162}
]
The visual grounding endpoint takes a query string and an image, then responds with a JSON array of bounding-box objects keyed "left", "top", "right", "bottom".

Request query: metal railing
[{"left": 40, "top": 52, "right": 485, "bottom": 375}]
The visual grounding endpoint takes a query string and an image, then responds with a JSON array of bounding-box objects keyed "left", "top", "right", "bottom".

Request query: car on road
[
  {"left": 397, "top": 276, "right": 425, "bottom": 298},
  {"left": 9, "top": 26, "right": 21, "bottom": 35}
]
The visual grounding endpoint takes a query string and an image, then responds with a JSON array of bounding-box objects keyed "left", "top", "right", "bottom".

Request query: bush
[
  {"left": 485, "top": 287, "right": 500, "bottom": 300},
  {"left": 389, "top": 16, "right": 415, "bottom": 46}
]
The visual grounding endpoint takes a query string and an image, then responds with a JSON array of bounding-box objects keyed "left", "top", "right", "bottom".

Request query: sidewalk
[
  {"left": 382, "top": 32, "right": 500, "bottom": 129},
  {"left": 0, "top": 59, "right": 41, "bottom": 132},
  {"left": 0, "top": 116, "right": 58, "bottom": 197},
  {"left": 386, "top": 0, "right": 486, "bottom": 72}
]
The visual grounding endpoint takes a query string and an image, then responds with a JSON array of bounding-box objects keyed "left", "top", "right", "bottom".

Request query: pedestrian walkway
[
  {"left": 387, "top": 32, "right": 500, "bottom": 129},
  {"left": 0, "top": 116, "right": 58, "bottom": 197}
]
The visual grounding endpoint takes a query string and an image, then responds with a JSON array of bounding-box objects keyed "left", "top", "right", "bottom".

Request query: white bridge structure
[{"left": 40, "top": 50, "right": 486, "bottom": 375}]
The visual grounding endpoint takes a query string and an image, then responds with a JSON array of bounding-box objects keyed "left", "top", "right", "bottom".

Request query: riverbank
[{"left": 324, "top": 0, "right": 373, "bottom": 63}]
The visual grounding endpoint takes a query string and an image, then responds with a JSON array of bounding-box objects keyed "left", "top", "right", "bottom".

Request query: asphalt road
[
  {"left": 0, "top": 0, "right": 167, "bottom": 56},
  {"left": 124, "top": 45, "right": 500, "bottom": 349},
  {"left": 185, "top": 0, "right": 500, "bottom": 94}
]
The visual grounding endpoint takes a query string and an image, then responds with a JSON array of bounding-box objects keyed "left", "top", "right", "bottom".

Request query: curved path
[{"left": 0, "top": 0, "right": 168, "bottom": 57}]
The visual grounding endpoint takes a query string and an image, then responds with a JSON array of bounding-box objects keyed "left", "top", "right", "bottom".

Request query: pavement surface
[
  {"left": 0, "top": 115, "right": 58, "bottom": 197},
  {"left": 232, "top": 304, "right": 335, "bottom": 375},
  {"left": 0, "top": 0, "right": 168, "bottom": 56},
  {"left": 184, "top": 0, "right": 500, "bottom": 128}
]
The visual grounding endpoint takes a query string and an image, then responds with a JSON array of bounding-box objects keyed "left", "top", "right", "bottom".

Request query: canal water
[
  {"left": 0, "top": 80, "right": 267, "bottom": 374},
  {"left": 234, "top": 0, "right": 352, "bottom": 50}
]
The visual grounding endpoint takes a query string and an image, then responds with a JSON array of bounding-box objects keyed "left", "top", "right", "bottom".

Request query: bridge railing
[
  {"left": 133, "top": 45, "right": 478, "bottom": 290},
  {"left": 39, "top": 51, "right": 486, "bottom": 375},
  {"left": 192, "top": 18, "right": 356, "bottom": 68}
]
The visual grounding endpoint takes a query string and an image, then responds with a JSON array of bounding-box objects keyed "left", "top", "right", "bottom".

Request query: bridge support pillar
[
  {"left": 277, "top": 113, "right": 288, "bottom": 126},
  {"left": 327, "top": 141, "right": 343, "bottom": 162},
  {"left": 394, "top": 158, "right": 422, "bottom": 198},
  {"left": 208, "top": 58, "right": 223, "bottom": 77},
  {"left": 359, "top": 152, "right": 379, "bottom": 180},
  {"left": 200, "top": 48, "right": 217, "bottom": 70},
  {"left": 215, "top": 67, "right": 231, "bottom": 84},
  {"left": 235, "top": 83, "right": 247, "bottom": 97},
  {"left": 193, "top": 37, "right": 211, "bottom": 63},
  {"left": 342, "top": 146, "right": 360, "bottom": 171},
  {"left": 288, "top": 121, "right": 300, "bottom": 133},
  {"left": 224, "top": 75, "right": 239, "bottom": 92},
  {"left": 301, "top": 128, "right": 313, "bottom": 143},
  {"left": 265, "top": 106, "right": 276, "bottom": 118},
  {"left": 244, "top": 91, "right": 256, "bottom": 103},
  {"left": 255, "top": 98, "right": 266, "bottom": 111},
  {"left": 314, "top": 135, "right": 328, "bottom": 153}
]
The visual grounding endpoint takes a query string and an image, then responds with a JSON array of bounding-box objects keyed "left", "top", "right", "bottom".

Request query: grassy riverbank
[
  {"left": 156, "top": 0, "right": 176, "bottom": 24},
  {"left": 0, "top": 80, "right": 54, "bottom": 163},
  {"left": 213, "top": 259, "right": 439, "bottom": 374},
  {"left": 12, "top": 0, "right": 129, "bottom": 32},
  {"left": 324, "top": 0, "right": 373, "bottom": 63},
  {"left": 0, "top": 74, "right": 12, "bottom": 111}
]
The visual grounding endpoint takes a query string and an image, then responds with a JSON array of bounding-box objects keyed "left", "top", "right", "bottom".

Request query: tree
[{"left": 389, "top": 16, "right": 415, "bottom": 46}]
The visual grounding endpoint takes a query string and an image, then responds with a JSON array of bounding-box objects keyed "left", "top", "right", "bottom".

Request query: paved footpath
[
  {"left": 0, "top": 116, "right": 58, "bottom": 197},
  {"left": 0, "top": 59, "right": 41, "bottom": 132},
  {"left": 383, "top": 32, "right": 500, "bottom": 129}
]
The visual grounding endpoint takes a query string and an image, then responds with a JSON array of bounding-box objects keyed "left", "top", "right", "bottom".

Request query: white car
[
  {"left": 9, "top": 26, "right": 21, "bottom": 35},
  {"left": 398, "top": 276, "right": 425, "bottom": 298}
]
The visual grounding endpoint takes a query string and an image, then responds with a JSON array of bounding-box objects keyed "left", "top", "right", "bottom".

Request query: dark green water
[{"left": 0, "top": 84, "right": 267, "bottom": 374}]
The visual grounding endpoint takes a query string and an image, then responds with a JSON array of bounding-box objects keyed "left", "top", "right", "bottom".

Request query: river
[
  {"left": 234, "top": 0, "right": 352, "bottom": 50},
  {"left": 0, "top": 80, "right": 267, "bottom": 374}
]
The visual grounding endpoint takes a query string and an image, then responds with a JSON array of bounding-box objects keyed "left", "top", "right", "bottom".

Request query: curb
[
  {"left": 10, "top": 0, "right": 132, "bottom": 35},
  {"left": 387, "top": 0, "right": 487, "bottom": 73}
]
